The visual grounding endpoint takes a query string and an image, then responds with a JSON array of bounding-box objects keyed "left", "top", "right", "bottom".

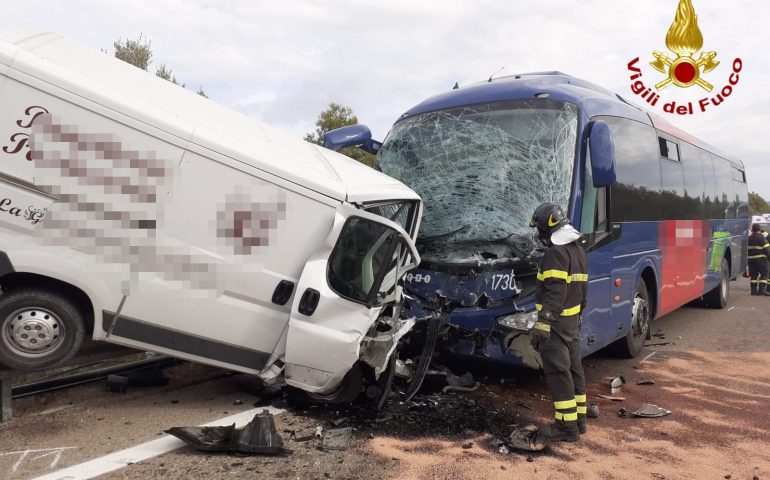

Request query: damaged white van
[{"left": 0, "top": 31, "right": 421, "bottom": 404}]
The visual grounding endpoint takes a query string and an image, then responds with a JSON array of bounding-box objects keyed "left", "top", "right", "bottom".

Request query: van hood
[{"left": 315, "top": 146, "right": 420, "bottom": 204}]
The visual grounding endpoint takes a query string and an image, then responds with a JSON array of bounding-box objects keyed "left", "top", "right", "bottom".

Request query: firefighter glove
[{"left": 531, "top": 310, "right": 555, "bottom": 351}]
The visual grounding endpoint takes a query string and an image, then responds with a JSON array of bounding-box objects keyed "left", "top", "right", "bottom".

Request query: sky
[{"left": 3, "top": 0, "right": 770, "bottom": 199}]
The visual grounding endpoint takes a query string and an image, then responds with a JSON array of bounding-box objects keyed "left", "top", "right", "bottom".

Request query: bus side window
[{"left": 580, "top": 145, "right": 609, "bottom": 242}]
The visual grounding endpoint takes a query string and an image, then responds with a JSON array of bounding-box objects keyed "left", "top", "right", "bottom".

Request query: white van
[{"left": 0, "top": 31, "right": 421, "bottom": 402}]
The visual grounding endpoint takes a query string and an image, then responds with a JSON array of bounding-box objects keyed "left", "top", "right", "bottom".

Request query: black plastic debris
[
  {"left": 106, "top": 367, "right": 170, "bottom": 393},
  {"left": 165, "top": 409, "right": 288, "bottom": 454},
  {"left": 618, "top": 408, "right": 629, "bottom": 418},
  {"left": 631, "top": 403, "right": 671, "bottom": 418},
  {"left": 331, "top": 417, "right": 348, "bottom": 427},
  {"left": 636, "top": 379, "right": 656, "bottom": 385},
  {"left": 508, "top": 424, "right": 548, "bottom": 451},
  {"left": 319, "top": 427, "right": 353, "bottom": 451},
  {"left": 587, "top": 403, "right": 600, "bottom": 418}
]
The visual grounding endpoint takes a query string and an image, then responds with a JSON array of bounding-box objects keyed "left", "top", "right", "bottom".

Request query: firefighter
[
  {"left": 529, "top": 203, "right": 589, "bottom": 442},
  {"left": 748, "top": 223, "right": 770, "bottom": 296}
]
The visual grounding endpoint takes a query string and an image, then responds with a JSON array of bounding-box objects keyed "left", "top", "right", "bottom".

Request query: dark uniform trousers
[
  {"left": 534, "top": 241, "right": 589, "bottom": 424},
  {"left": 539, "top": 313, "right": 586, "bottom": 422},
  {"left": 748, "top": 232, "right": 770, "bottom": 294}
]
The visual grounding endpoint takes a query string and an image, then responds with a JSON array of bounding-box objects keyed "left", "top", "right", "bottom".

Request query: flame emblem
[{"left": 650, "top": 0, "right": 719, "bottom": 91}]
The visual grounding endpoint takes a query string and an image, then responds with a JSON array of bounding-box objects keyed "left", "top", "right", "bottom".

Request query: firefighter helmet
[{"left": 529, "top": 203, "right": 569, "bottom": 242}]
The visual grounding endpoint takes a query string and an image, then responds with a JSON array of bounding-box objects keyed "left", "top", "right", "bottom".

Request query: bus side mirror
[
  {"left": 589, "top": 120, "right": 616, "bottom": 187},
  {"left": 323, "top": 124, "right": 382, "bottom": 155}
]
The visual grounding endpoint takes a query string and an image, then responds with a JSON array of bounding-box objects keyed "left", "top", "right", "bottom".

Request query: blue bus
[{"left": 325, "top": 72, "right": 748, "bottom": 368}]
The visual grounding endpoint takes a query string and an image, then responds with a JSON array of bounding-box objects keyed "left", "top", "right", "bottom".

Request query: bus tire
[
  {"left": 703, "top": 258, "right": 730, "bottom": 309},
  {"left": 0, "top": 287, "right": 85, "bottom": 370},
  {"left": 611, "top": 278, "right": 650, "bottom": 358}
]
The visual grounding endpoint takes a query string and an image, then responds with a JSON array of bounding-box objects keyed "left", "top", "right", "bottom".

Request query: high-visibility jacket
[
  {"left": 748, "top": 232, "right": 770, "bottom": 265},
  {"left": 535, "top": 241, "right": 588, "bottom": 317}
]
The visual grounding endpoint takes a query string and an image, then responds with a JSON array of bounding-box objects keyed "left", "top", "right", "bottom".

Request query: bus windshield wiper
[{"left": 417, "top": 224, "right": 471, "bottom": 245}]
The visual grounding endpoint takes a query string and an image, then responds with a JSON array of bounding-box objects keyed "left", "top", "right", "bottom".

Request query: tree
[
  {"left": 305, "top": 103, "right": 377, "bottom": 167},
  {"left": 749, "top": 192, "right": 770, "bottom": 215},
  {"left": 112, "top": 35, "right": 207, "bottom": 98}
]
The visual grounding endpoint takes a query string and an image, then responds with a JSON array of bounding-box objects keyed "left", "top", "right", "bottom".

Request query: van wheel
[
  {"left": 703, "top": 258, "right": 729, "bottom": 309},
  {"left": 611, "top": 278, "right": 650, "bottom": 358},
  {"left": 288, "top": 363, "right": 363, "bottom": 405},
  {"left": 0, "top": 288, "right": 85, "bottom": 370}
]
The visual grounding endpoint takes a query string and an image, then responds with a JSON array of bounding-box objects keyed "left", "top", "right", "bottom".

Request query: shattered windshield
[{"left": 378, "top": 99, "right": 578, "bottom": 262}]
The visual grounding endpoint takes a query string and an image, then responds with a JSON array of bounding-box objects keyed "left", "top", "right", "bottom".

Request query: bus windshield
[{"left": 378, "top": 99, "right": 578, "bottom": 263}]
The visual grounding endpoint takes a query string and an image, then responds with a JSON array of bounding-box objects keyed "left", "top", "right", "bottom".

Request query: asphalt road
[{"left": 0, "top": 277, "right": 768, "bottom": 480}]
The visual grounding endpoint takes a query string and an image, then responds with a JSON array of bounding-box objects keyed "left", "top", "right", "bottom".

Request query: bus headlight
[{"left": 496, "top": 311, "right": 538, "bottom": 331}]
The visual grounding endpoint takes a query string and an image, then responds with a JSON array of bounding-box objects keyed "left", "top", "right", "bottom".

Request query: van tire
[
  {"left": 703, "top": 258, "right": 729, "bottom": 309},
  {"left": 288, "top": 363, "right": 363, "bottom": 405},
  {"left": 611, "top": 278, "right": 650, "bottom": 358},
  {"left": 0, "top": 288, "right": 85, "bottom": 370}
]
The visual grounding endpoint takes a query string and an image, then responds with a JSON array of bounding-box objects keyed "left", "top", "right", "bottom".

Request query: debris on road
[
  {"left": 610, "top": 376, "right": 626, "bottom": 395},
  {"left": 315, "top": 426, "right": 324, "bottom": 439},
  {"left": 319, "top": 427, "right": 353, "bottom": 451},
  {"left": 165, "top": 409, "right": 289, "bottom": 455},
  {"left": 597, "top": 394, "right": 626, "bottom": 401},
  {"left": 586, "top": 403, "right": 600, "bottom": 418},
  {"left": 508, "top": 424, "right": 548, "bottom": 452},
  {"left": 636, "top": 379, "right": 656, "bottom": 385},
  {"left": 645, "top": 342, "right": 672, "bottom": 347},
  {"left": 631, "top": 403, "right": 672, "bottom": 418},
  {"left": 331, "top": 417, "right": 348, "bottom": 427}
]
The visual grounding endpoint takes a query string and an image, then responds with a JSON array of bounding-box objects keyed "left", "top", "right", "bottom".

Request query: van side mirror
[
  {"left": 589, "top": 120, "right": 616, "bottom": 187},
  {"left": 323, "top": 124, "right": 382, "bottom": 155}
]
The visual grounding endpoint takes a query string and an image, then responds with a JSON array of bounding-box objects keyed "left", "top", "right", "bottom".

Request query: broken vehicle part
[
  {"left": 610, "top": 375, "right": 626, "bottom": 395},
  {"left": 636, "top": 379, "right": 656, "bottom": 385},
  {"left": 508, "top": 424, "right": 548, "bottom": 452},
  {"left": 631, "top": 403, "right": 672, "bottom": 418},
  {"left": 442, "top": 383, "right": 480, "bottom": 394},
  {"left": 400, "top": 315, "right": 440, "bottom": 402},
  {"left": 587, "top": 403, "right": 600, "bottom": 418},
  {"left": 597, "top": 394, "right": 626, "bottom": 401},
  {"left": 165, "top": 410, "right": 287, "bottom": 454},
  {"left": 319, "top": 427, "right": 353, "bottom": 451}
]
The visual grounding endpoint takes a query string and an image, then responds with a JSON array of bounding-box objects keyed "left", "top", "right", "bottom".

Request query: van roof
[{"left": 0, "top": 30, "right": 415, "bottom": 203}]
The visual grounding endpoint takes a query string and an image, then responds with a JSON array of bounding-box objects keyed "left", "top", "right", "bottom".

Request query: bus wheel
[
  {"left": 612, "top": 278, "right": 650, "bottom": 358},
  {"left": 0, "top": 288, "right": 85, "bottom": 370},
  {"left": 703, "top": 258, "right": 730, "bottom": 309}
]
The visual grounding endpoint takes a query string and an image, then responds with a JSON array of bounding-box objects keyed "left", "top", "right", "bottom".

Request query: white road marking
[
  {"left": 727, "top": 306, "right": 735, "bottom": 311},
  {"left": 0, "top": 447, "right": 77, "bottom": 474},
  {"left": 31, "top": 406, "right": 285, "bottom": 480}
]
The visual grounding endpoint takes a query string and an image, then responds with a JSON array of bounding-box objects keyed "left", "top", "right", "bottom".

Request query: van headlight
[{"left": 496, "top": 311, "right": 538, "bottom": 331}]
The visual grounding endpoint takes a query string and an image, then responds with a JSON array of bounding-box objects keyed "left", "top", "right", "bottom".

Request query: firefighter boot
[
  {"left": 577, "top": 415, "right": 587, "bottom": 434},
  {"left": 761, "top": 282, "right": 770, "bottom": 296},
  {"left": 541, "top": 420, "right": 580, "bottom": 443},
  {"left": 751, "top": 281, "right": 758, "bottom": 295}
]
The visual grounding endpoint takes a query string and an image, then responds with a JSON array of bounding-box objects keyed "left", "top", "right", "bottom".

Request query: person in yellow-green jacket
[
  {"left": 748, "top": 223, "right": 770, "bottom": 296},
  {"left": 529, "top": 203, "right": 589, "bottom": 442}
]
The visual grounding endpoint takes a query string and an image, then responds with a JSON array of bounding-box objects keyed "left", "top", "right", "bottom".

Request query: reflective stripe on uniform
[
  {"left": 555, "top": 411, "right": 579, "bottom": 421},
  {"left": 748, "top": 245, "right": 768, "bottom": 250},
  {"left": 577, "top": 405, "right": 587, "bottom": 414},
  {"left": 537, "top": 269, "right": 570, "bottom": 282},
  {"left": 535, "top": 303, "right": 581, "bottom": 316},
  {"left": 536, "top": 270, "right": 589, "bottom": 283},
  {"left": 749, "top": 254, "right": 768, "bottom": 259},
  {"left": 533, "top": 322, "right": 551, "bottom": 332},
  {"left": 554, "top": 399, "right": 577, "bottom": 410},
  {"left": 574, "top": 394, "right": 587, "bottom": 403}
]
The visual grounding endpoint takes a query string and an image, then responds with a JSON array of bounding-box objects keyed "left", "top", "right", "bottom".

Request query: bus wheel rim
[{"left": 631, "top": 293, "right": 649, "bottom": 339}]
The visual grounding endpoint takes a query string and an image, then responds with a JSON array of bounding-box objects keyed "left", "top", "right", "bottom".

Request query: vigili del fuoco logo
[{"left": 626, "top": 0, "right": 742, "bottom": 116}]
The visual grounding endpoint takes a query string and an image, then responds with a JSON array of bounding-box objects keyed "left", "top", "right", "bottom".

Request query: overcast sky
[{"left": 4, "top": 0, "right": 770, "bottom": 199}]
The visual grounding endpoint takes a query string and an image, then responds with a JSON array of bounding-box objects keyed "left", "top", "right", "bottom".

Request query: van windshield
[
  {"left": 327, "top": 216, "right": 413, "bottom": 304},
  {"left": 378, "top": 99, "right": 578, "bottom": 262}
]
